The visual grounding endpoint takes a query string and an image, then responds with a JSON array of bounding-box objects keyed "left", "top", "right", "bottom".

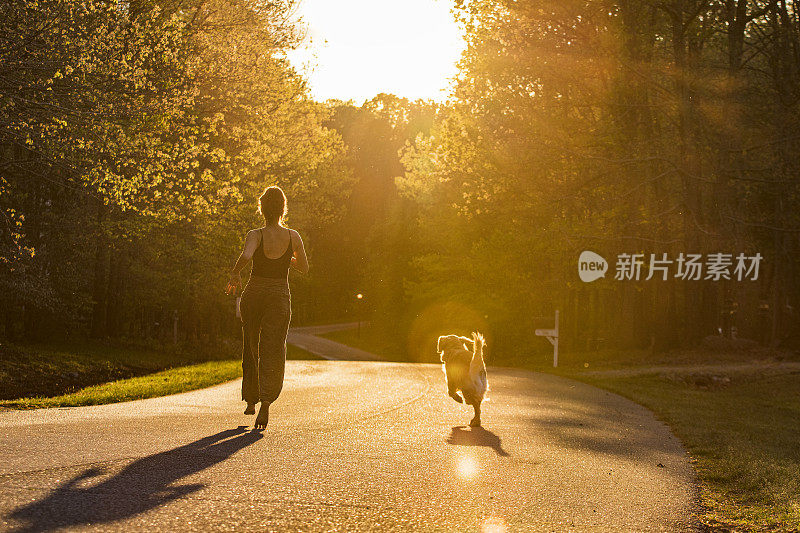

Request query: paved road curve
[
  {"left": 287, "top": 322, "right": 385, "bottom": 361},
  {"left": 0, "top": 333, "right": 699, "bottom": 531}
]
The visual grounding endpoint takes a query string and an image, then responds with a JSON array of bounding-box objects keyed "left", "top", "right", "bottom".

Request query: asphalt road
[
  {"left": 287, "top": 322, "right": 384, "bottom": 361},
  {"left": 0, "top": 330, "right": 699, "bottom": 532}
]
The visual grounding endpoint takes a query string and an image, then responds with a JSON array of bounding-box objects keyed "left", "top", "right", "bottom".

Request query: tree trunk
[{"left": 90, "top": 201, "right": 108, "bottom": 338}]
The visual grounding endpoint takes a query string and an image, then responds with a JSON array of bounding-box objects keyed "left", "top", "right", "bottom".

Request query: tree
[
  {"left": 0, "top": 0, "right": 351, "bottom": 342},
  {"left": 399, "top": 0, "right": 800, "bottom": 353}
]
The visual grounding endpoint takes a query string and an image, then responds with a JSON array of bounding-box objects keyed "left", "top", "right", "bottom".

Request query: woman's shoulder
[{"left": 286, "top": 227, "right": 303, "bottom": 246}]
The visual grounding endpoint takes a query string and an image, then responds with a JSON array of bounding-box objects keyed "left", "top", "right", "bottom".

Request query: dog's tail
[
  {"left": 470, "top": 331, "right": 486, "bottom": 368},
  {"left": 470, "top": 331, "right": 488, "bottom": 398}
]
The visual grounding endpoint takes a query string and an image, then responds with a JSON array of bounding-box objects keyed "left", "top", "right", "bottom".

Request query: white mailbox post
[{"left": 535, "top": 310, "right": 559, "bottom": 367}]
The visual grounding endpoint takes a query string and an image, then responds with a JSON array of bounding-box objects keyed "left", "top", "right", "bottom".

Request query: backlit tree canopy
[
  {"left": 397, "top": 0, "right": 800, "bottom": 351},
  {"left": 1, "top": 0, "right": 350, "bottom": 340}
]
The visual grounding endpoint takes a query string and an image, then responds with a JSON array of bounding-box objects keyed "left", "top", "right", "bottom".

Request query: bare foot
[
  {"left": 244, "top": 402, "right": 256, "bottom": 415},
  {"left": 254, "top": 403, "right": 269, "bottom": 429},
  {"left": 469, "top": 417, "right": 481, "bottom": 427}
]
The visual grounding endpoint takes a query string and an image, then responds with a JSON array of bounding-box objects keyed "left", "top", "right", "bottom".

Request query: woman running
[{"left": 226, "top": 186, "right": 308, "bottom": 429}]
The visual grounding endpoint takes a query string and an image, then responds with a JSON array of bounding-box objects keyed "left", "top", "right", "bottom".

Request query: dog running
[{"left": 437, "top": 332, "right": 487, "bottom": 427}]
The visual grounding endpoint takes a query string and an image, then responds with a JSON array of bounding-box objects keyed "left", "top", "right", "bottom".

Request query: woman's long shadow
[
  {"left": 8, "top": 426, "right": 262, "bottom": 533},
  {"left": 446, "top": 426, "right": 510, "bottom": 457}
]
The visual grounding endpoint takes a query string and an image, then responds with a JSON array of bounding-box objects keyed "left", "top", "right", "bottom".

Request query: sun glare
[
  {"left": 456, "top": 455, "right": 478, "bottom": 479},
  {"left": 481, "top": 517, "right": 509, "bottom": 533},
  {"left": 287, "top": 0, "right": 465, "bottom": 103}
]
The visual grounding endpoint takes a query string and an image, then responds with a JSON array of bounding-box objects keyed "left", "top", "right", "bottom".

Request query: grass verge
[
  {"left": 322, "top": 325, "right": 800, "bottom": 531},
  {"left": 1, "top": 360, "right": 242, "bottom": 409},
  {"left": 0, "top": 341, "right": 203, "bottom": 400},
  {"left": 572, "top": 366, "right": 800, "bottom": 531},
  {"left": 0, "top": 342, "right": 318, "bottom": 409}
]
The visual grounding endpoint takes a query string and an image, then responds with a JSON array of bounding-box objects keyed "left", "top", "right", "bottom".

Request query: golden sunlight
[
  {"left": 481, "top": 517, "right": 509, "bottom": 533},
  {"left": 288, "top": 0, "right": 464, "bottom": 103},
  {"left": 456, "top": 455, "right": 478, "bottom": 479}
]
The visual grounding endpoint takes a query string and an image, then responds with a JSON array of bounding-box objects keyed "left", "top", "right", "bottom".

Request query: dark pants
[{"left": 240, "top": 276, "right": 291, "bottom": 404}]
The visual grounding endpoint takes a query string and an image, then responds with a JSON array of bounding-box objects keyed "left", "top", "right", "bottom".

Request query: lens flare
[
  {"left": 456, "top": 455, "right": 478, "bottom": 479},
  {"left": 481, "top": 517, "right": 508, "bottom": 533}
]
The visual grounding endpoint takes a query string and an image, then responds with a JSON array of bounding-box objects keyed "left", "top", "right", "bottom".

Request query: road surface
[
  {"left": 287, "top": 322, "right": 384, "bottom": 361},
  {"left": 0, "top": 330, "right": 699, "bottom": 531}
]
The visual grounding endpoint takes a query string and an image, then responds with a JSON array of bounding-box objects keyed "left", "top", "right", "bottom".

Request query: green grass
[
  {"left": 1, "top": 359, "right": 242, "bottom": 409},
  {"left": 0, "top": 341, "right": 209, "bottom": 401},
  {"left": 572, "top": 367, "right": 800, "bottom": 531},
  {"left": 0, "top": 341, "right": 318, "bottom": 409},
  {"left": 323, "top": 324, "right": 800, "bottom": 531}
]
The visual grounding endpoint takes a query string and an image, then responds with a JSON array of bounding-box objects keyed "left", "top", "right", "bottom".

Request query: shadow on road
[
  {"left": 7, "top": 426, "right": 262, "bottom": 533},
  {"left": 447, "top": 426, "right": 510, "bottom": 457},
  {"left": 530, "top": 399, "right": 679, "bottom": 460}
]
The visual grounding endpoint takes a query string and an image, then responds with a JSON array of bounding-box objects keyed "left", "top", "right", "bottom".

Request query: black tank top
[{"left": 252, "top": 229, "right": 293, "bottom": 279}]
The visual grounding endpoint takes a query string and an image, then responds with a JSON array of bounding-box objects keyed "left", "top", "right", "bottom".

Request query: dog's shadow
[{"left": 446, "top": 426, "right": 510, "bottom": 457}]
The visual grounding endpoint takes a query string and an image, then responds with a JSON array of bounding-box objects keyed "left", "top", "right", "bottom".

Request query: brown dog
[{"left": 437, "top": 332, "right": 487, "bottom": 427}]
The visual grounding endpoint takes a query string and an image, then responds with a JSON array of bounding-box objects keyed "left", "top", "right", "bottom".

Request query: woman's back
[
  {"left": 258, "top": 226, "right": 292, "bottom": 259},
  {"left": 252, "top": 226, "right": 293, "bottom": 280}
]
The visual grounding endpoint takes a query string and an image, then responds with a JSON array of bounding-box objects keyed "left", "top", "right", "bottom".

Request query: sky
[{"left": 286, "top": 0, "right": 465, "bottom": 104}]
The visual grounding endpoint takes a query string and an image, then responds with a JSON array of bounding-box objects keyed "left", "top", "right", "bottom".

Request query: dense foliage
[
  {"left": 3, "top": 0, "right": 798, "bottom": 360},
  {"left": 1, "top": 0, "right": 350, "bottom": 344},
  {"left": 387, "top": 0, "right": 800, "bottom": 357}
]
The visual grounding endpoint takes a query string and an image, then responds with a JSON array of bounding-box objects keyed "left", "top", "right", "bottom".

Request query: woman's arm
[
  {"left": 289, "top": 230, "right": 309, "bottom": 274},
  {"left": 225, "top": 230, "right": 259, "bottom": 294}
]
